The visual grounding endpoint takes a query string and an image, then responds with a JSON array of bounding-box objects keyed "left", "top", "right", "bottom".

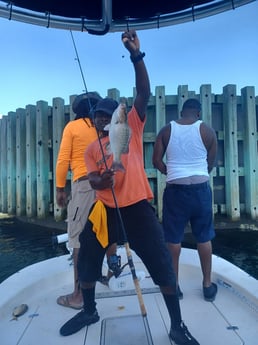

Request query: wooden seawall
[{"left": 0, "top": 84, "right": 257, "bottom": 225}]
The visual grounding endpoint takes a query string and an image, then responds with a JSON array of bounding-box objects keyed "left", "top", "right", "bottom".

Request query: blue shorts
[{"left": 162, "top": 182, "right": 215, "bottom": 244}]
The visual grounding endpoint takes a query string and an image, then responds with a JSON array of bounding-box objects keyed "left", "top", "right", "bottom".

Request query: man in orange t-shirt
[{"left": 60, "top": 30, "right": 200, "bottom": 345}]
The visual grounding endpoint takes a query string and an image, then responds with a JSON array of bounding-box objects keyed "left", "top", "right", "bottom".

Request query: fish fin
[
  {"left": 122, "top": 145, "right": 130, "bottom": 154},
  {"left": 111, "top": 162, "right": 126, "bottom": 172},
  {"left": 104, "top": 124, "right": 111, "bottom": 131},
  {"left": 106, "top": 143, "right": 112, "bottom": 155},
  {"left": 10, "top": 316, "right": 17, "bottom": 321}
]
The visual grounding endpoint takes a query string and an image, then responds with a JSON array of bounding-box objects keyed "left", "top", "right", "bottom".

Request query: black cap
[
  {"left": 72, "top": 92, "right": 102, "bottom": 118},
  {"left": 94, "top": 98, "right": 119, "bottom": 117}
]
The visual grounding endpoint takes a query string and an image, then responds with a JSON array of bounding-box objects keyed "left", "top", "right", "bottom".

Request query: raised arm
[{"left": 121, "top": 30, "right": 150, "bottom": 121}]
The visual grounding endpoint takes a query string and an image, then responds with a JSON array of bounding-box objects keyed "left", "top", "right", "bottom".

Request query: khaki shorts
[{"left": 67, "top": 179, "right": 95, "bottom": 248}]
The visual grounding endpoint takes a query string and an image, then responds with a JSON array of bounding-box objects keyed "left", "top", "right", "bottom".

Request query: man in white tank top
[{"left": 153, "top": 98, "right": 218, "bottom": 302}]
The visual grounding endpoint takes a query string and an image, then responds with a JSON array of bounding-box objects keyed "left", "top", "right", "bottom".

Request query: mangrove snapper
[{"left": 105, "top": 103, "right": 131, "bottom": 172}]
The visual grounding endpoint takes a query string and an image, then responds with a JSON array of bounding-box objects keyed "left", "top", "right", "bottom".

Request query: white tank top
[{"left": 166, "top": 120, "right": 209, "bottom": 182}]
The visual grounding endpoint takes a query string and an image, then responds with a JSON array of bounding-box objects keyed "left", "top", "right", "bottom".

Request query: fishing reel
[{"left": 107, "top": 254, "right": 122, "bottom": 278}]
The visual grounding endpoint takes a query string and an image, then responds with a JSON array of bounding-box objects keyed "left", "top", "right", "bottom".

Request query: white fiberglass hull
[{"left": 0, "top": 248, "right": 257, "bottom": 345}]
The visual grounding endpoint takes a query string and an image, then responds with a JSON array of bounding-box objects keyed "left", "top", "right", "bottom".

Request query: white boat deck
[{"left": 0, "top": 248, "right": 257, "bottom": 345}]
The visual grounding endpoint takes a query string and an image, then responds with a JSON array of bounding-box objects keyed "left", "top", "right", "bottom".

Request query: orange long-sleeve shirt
[{"left": 56, "top": 118, "right": 97, "bottom": 187}]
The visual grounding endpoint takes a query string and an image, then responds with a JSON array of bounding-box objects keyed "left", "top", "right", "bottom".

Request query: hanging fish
[
  {"left": 105, "top": 103, "right": 131, "bottom": 172},
  {"left": 10, "top": 304, "right": 28, "bottom": 321}
]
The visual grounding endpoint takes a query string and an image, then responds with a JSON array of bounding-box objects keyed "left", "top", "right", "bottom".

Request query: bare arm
[
  {"left": 84, "top": 142, "right": 115, "bottom": 190},
  {"left": 200, "top": 123, "right": 218, "bottom": 173},
  {"left": 121, "top": 30, "right": 150, "bottom": 121},
  {"left": 152, "top": 124, "right": 171, "bottom": 175},
  {"left": 55, "top": 126, "right": 72, "bottom": 207},
  {"left": 88, "top": 170, "right": 115, "bottom": 190}
]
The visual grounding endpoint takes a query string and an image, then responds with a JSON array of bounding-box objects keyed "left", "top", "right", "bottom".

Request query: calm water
[
  {"left": 0, "top": 219, "right": 257, "bottom": 283},
  {"left": 0, "top": 219, "right": 67, "bottom": 283}
]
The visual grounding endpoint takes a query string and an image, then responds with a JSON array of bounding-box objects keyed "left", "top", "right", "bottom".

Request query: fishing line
[
  {"left": 15, "top": 305, "right": 40, "bottom": 345},
  {"left": 70, "top": 30, "right": 88, "bottom": 94},
  {"left": 70, "top": 30, "right": 94, "bottom": 113}
]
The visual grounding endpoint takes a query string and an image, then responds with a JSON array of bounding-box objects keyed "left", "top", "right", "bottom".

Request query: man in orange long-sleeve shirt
[{"left": 55, "top": 92, "right": 102, "bottom": 309}]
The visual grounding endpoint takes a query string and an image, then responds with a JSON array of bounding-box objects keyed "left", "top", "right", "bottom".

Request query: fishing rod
[
  {"left": 97, "top": 133, "right": 148, "bottom": 319},
  {"left": 69, "top": 29, "right": 150, "bottom": 326}
]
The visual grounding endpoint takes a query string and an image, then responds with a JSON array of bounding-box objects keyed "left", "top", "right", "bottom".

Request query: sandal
[{"left": 56, "top": 294, "right": 83, "bottom": 310}]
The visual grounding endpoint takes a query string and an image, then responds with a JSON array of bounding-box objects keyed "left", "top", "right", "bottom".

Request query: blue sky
[{"left": 0, "top": 1, "right": 257, "bottom": 116}]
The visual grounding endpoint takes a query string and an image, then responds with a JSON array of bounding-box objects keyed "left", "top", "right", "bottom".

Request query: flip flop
[{"left": 56, "top": 295, "right": 83, "bottom": 310}]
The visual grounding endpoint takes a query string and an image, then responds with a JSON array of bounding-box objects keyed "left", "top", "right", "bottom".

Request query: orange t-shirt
[
  {"left": 84, "top": 106, "right": 154, "bottom": 208},
  {"left": 56, "top": 118, "right": 97, "bottom": 187}
]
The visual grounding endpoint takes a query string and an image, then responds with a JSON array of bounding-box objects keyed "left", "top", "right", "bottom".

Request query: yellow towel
[{"left": 88, "top": 200, "right": 108, "bottom": 248}]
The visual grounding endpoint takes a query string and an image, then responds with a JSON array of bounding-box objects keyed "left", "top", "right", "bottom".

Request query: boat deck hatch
[{"left": 100, "top": 314, "right": 154, "bottom": 345}]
